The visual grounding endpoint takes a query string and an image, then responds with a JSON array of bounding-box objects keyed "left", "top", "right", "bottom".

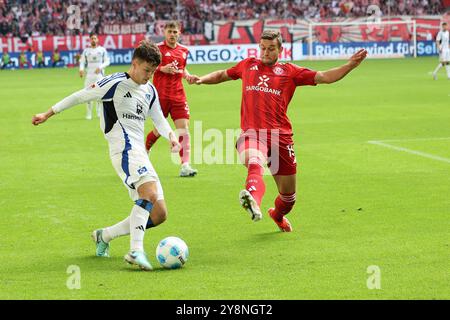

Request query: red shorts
[
  {"left": 236, "top": 130, "right": 297, "bottom": 176},
  {"left": 160, "top": 98, "right": 190, "bottom": 121}
]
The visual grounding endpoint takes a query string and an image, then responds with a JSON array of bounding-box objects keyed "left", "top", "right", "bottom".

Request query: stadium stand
[{"left": 0, "top": 0, "right": 446, "bottom": 37}]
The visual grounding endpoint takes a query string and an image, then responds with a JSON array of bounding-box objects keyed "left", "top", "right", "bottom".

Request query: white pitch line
[
  {"left": 368, "top": 140, "right": 450, "bottom": 164},
  {"left": 371, "top": 137, "right": 450, "bottom": 143}
]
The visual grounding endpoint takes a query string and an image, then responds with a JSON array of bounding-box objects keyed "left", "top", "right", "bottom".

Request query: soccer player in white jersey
[
  {"left": 80, "top": 32, "right": 111, "bottom": 119},
  {"left": 432, "top": 22, "right": 450, "bottom": 80},
  {"left": 32, "top": 40, "right": 181, "bottom": 271}
]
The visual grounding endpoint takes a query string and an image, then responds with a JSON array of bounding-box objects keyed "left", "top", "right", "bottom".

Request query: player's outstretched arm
[
  {"left": 32, "top": 74, "right": 119, "bottom": 126},
  {"left": 196, "top": 70, "right": 232, "bottom": 85},
  {"left": 315, "top": 49, "right": 367, "bottom": 84},
  {"left": 183, "top": 68, "right": 199, "bottom": 84},
  {"left": 32, "top": 108, "right": 55, "bottom": 126},
  {"left": 185, "top": 74, "right": 200, "bottom": 85}
]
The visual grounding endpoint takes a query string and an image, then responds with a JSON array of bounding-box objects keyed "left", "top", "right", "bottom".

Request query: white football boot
[
  {"left": 239, "top": 189, "right": 262, "bottom": 222},
  {"left": 180, "top": 163, "right": 198, "bottom": 177}
]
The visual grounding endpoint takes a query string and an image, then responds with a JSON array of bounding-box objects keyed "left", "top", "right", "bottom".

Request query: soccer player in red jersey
[
  {"left": 195, "top": 30, "right": 367, "bottom": 232},
  {"left": 145, "top": 21, "right": 199, "bottom": 177}
]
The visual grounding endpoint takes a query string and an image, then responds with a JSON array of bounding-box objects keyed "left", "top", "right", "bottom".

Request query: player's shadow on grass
[
  {"left": 74, "top": 256, "right": 187, "bottom": 273},
  {"left": 74, "top": 255, "right": 124, "bottom": 267},
  {"left": 250, "top": 230, "right": 297, "bottom": 242},
  {"left": 120, "top": 266, "right": 187, "bottom": 273}
]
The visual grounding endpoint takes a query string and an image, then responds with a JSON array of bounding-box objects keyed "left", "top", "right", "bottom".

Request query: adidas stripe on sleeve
[{"left": 52, "top": 73, "right": 127, "bottom": 114}]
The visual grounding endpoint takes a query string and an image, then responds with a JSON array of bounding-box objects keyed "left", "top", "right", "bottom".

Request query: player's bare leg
[
  {"left": 238, "top": 148, "right": 266, "bottom": 222},
  {"left": 269, "top": 175, "right": 296, "bottom": 232},
  {"left": 174, "top": 118, "right": 197, "bottom": 177},
  {"left": 145, "top": 199, "right": 168, "bottom": 227}
]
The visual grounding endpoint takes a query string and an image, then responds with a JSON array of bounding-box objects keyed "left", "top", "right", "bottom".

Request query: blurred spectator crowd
[{"left": 0, "top": 0, "right": 446, "bottom": 37}]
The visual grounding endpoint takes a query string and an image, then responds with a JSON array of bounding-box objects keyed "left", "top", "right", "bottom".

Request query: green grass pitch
[{"left": 0, "top": 57, "right": 449, "bottom": 299}]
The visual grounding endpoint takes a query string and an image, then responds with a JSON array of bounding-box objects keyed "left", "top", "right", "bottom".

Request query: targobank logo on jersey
[
  {"left": 258, "top": 75, "right": 269, "bottom": 87},
  {"left": 245, "top": 75, "right": 281, "bottom": 96}
]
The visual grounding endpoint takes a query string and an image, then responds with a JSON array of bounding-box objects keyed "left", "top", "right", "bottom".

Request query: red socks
[
  {"left": 273, "top": 193, "right": 296, "bottom": 222},
  {"left": 244, "top": 157, "right": 297, "bottom": 219},
  {"left": 179, "top": 133, "right": 191, "bottom": 164},
  {"left": 145, "top": 131, "right": 160, "bottom": 151},
  {"left": 245, "top": 161, "right": 265, "bottom": 206}
]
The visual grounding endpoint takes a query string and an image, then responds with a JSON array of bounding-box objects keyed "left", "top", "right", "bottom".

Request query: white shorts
[
  {"left": 440, "top": 48, "right": 450, "bottom": 62},
  {"left": 111, "top": 149, "right": 164, "bottom": 202}
]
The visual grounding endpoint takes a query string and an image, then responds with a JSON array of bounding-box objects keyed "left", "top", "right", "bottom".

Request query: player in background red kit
[
  {"left": 195, "top": 30, "right": 367, "bottom": 232},
  {"left": 145, "top": 21, "right": 199, "bottom": 177}
]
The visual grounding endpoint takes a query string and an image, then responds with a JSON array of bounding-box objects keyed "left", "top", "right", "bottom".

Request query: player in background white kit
[
  {"left": 432, "top": 22, "right": 450, "bottom": 80},
  {"left": 79, "top": 32, "right": 110, "bottom": 119},
  {"left": 32, "top": 41, "right": 181, "bottom": 271}
]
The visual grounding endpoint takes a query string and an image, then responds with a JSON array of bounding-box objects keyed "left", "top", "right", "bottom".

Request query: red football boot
[{"left": 268, "top": 208, "right": 293, "bottom": 232}]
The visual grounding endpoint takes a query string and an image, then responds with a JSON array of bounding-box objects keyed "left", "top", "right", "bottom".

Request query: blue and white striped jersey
[{"left": 52, "top": 72, "right": 173, "bottom": 156}]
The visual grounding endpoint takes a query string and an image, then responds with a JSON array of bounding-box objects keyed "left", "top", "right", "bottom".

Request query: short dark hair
[
  {"left": 261, "top": 30, "right": 283, "bottom": 48},
  {"left": 164, "top": 21, "right": 181, "bottom": 30},
  {"left": 443, "top": 22, "right": 448, "bottom": 26},
  {"left": 89, "top": 32, "right": 98, "bottom": 38},
  {"left": 132, "top": 40, "right": 161, "bottom": 66}
]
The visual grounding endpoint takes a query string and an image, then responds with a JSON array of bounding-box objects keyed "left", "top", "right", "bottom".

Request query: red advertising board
[{"left": 0, "top": 34, "right": 148, "bottom": 53}]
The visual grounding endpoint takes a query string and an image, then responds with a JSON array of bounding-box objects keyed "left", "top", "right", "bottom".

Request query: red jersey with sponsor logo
[
  {"left": 152, "top": 41, "right": 189, "bottom": 102},
  {"left": 226, "top": 57, "right": 317, "bottom": 135}
]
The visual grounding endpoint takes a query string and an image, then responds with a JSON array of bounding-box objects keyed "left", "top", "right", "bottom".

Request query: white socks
[
  {"left": 433, "top": 63, "right": 442, "bottom": 75},
  {"left": 102, "top": 217, "right": 130, "bottom": 243},
  {"left": 129, "top": 205, "right": 150, "bottom": 252},
  {"left": 86, "top": 102, "right": 93, "bottom": 119},
  {"left": 100, "top": 200, "right": 153, "bottom": 252},
  {"left": 433, "top": 63, "right": 450, "bottom": 78},
  {"left": 96, "top": 103, "right": 102, "bottom": 117}
]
